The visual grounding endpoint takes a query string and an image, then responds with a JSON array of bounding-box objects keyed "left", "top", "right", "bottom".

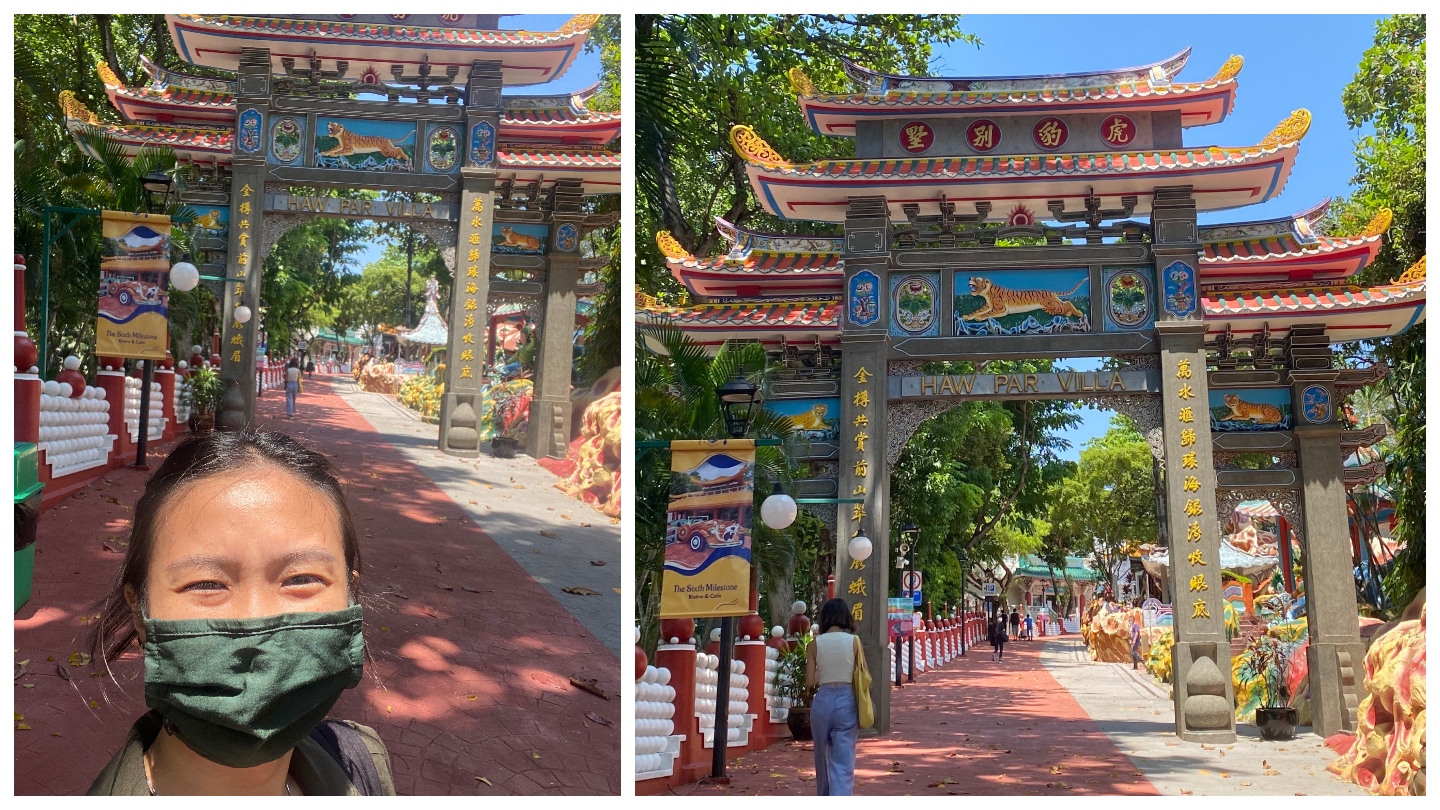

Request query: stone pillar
[
  {"left": 835, "top": 196, "right": 892, "bottom": 734},
  {"left": 529, "top": 181, "right": 584, "bottom": 459},
  {"left": 216, "top": 48, "right": 270, "bottom": 430},
  {"left": 1290, "top": 370, "right": 1363, "bottom": 736},
  {"left": 439, "top": 60, "right": 502, "bottom": 457},
  {"left": 1152, "top": 185, "right": 1235, "bottom": 742}
]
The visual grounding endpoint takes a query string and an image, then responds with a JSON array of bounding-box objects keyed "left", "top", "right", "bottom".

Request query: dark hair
[
  {"left": 818, "top": 598, "right": 855, "bottom": 634},
  {"left": 288, "top": 358, "right": 299, "bottom": 368},
  {"left": 90, "top": 430, "right": 360, "bottom": 665}
]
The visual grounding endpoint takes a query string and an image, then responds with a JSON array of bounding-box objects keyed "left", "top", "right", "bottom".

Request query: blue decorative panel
[
  {"left": 1209, "top": 388, "right": 1292, "bottom": 432},
  {"left": 889, "top": 273, "right": 940, "bottom": 337},
  {"left": 469, "top": 121, "right": 496, "bottom": 166},
  {"left": 555, "top": 222, "right": 580, "bottom": 253},
  {"left": 268, "top": 115, "right": 304, "bottom": 165},
  {"left": 237, "top": 108, "right": 263, "bottom": 154},
  {"left": 847, "top": 270, "right": 880, "bottom": 328},
  {"left": 1301, "top": 385, "right": 1333, "bottom": 424},
  {"left": 1102, "top": 267, "right": 1154, "bottom": 331},
  {"left": 1162, "top": 260, "right": 1197, "bottom": 318},
  {"left": 492, "top": 222, "right": 548, "bottom": 255},
  {"left": 769, "top": 397, "right": 841, "bottom": 442},
  {"left": 314, "top": 117, "right": 416, "bottom": 172},
  {"left": 423, "top": 124, "right": 461, "bottom": 174},
  {"left": 953, "top": 268, "right": 1090, "bottom": 336}
]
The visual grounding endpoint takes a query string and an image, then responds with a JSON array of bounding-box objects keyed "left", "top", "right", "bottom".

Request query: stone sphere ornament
[{"left": 57, "top": 355, "right": 86, "bottom": 397}]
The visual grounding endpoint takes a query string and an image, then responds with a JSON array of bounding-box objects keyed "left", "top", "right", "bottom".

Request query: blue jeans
[
  {"left": 811, "top": 683, "right": 858, "bottom": 795},
  {"left": 285, "top": 381, "right": 298, "bottom": 416}
]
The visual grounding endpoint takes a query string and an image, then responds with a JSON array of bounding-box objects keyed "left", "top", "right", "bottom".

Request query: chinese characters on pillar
[
  {"left": 229, "top": 186, "right": 255, "bottom": 368},
  {"left": 1175, "top": 356, "right": 1209, "bottom": 620},
  {"left": 458, "top": 197, "right": 484, "bottom": 382},
  {"left": 847, "top": 364, "right": 873, "bottom": 625}
]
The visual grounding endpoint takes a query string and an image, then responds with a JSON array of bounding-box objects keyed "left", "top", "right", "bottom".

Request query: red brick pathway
[
  {"left": 698, "top": 640, "right": 1159, "bottom": 796},
  {"left": 13, "top": 376, "right": 620, "bottom": 795}
]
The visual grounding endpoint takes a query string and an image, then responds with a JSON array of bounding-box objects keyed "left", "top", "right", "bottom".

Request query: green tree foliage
[
  {"left": 635, "top": 15, "right": 976, "bottom": 299},
  {"left": 1047, "top": 417, "right": 1159, "bottom": 595},
  {"left": 333, "top": 243, "right": 436, "bottom": 343},
  {"left": 261, "top": 213, "right": 375, "bottom": 358},
  {"left": 1329, "top": 15, "right": 1425, "bottom": 613}
]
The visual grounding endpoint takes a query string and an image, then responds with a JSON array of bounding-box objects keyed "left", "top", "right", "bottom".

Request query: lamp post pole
[{"left": 958, "top": 553, "right": 969, "bottom": 657}]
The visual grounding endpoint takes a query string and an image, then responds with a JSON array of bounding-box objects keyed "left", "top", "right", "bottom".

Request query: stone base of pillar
[
  {"left": 1173, "top": 641, "right": 1237, "bottom": 743},
  {"left": 438, "top": 392, "right": 481, "bottom": 458},
  {"left": 526, "top": 398, "right": 572, "bottom": 459},
  {"left": 1307, "top": 640, "right": 1364, "bottom": 737}
]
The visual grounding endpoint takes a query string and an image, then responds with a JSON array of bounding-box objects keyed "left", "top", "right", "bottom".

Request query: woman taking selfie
[
  {"left": 806, "top": 598, "right": 870, "bottom": 796},
  {"left": 86, "top": 431, "right": 394, "bottom": 795}
]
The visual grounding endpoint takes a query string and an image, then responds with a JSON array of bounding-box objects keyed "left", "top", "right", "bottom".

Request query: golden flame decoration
[
  {"left": 730, "top": 125, "right": 790, "bottom": 168},
  {"left": 58, "top": 90, "right": 100, "bottom": 125},
  {"left": 788, "top": 67, "right": 817, "bottom": 97},
  {"left": 559, "top": 14, "right": 601, "bottom": 35},
  {"left": 654, "top": 231, "right": 693, "bottom": 260},
  {"left": 1393, "top": 256, "right": 1426, "bottom": 285},
  {"left": 1359, "top": 208, "right": 1394, "bottom": 238},
  {"left": 1259, "top": 109, "right": 1312, "bottom": 150},
  {"left": 1207, "top": 55, "right": 1244, "bottom": 84},
  {"left": 635, "top": 290, "right": 661, "bottom": 309},
  {"left": 95, "top": 60, "right": 123, "bottom": 88}
]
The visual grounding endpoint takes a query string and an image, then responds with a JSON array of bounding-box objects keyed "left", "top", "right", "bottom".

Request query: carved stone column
[
  {"left": 835, "top": 196, "right": 892, "bottom": 734},
  {"left": 1290, "top": 369, "right": 1364, "bottom": 736},
  {"left": 529, "top": 179, "right": 584, "bottom": 458},
  {"left": 216, "top": 48, "right": 271, "bottom": 430},
  {"left": 438, "top": 61, "right": 502, "bottom": 457},
  {"left": 1152, "top": 185, "right": 1235, "bottom": 743}
]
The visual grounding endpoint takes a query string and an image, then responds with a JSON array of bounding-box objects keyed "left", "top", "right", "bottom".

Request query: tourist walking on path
[
  {"left": 991, "top": 614, "right": 1008, "bottom": 662},
  {"left": 86, "top": 431, "right": 394, "bottom": 795},
  {"left": 285, "top": 358, "right": 301, "bottom": 418},
  {"left": 1009, "top": 608, "right": 1021, "bottom": 639},
  {"left": 1130, "top": 614, "right": 1144, "bottom": 670},
  {"left": 806, "top": 598, "right": 867, "bottom": 796}
]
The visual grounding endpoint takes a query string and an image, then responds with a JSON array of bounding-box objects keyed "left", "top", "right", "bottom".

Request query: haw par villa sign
[{"left": 889, "top": 369, "right": 1159, "bottom": 400}]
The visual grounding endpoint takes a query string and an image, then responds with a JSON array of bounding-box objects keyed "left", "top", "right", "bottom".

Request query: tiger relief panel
[
  {"left": 313, "top": 117, "right": 417, "bottom": 173},
  {"left": 1209, "top": 388, "right": 1293, "bottom": 432},
  {"left": 952, "top": 268, "right": 1091, "bottom": 337}
]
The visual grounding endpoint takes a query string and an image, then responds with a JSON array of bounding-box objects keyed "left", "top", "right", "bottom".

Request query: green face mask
[{"left": 142, "top": 605, "right": 364, "bottom": 769}]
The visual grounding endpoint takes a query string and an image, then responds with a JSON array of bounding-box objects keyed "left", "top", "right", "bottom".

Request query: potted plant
[
  {"left": 185, "top": 367, "right": 225, "bottom": 434},
  {"left": 1256, "top": 644, "right": 1298, "bottom": 740},
  {"left": 774, "top": 634, "right": 814, "bottom": 742},
  {"left": 489, "top": 384, "right": 525, "bottom": 458}
]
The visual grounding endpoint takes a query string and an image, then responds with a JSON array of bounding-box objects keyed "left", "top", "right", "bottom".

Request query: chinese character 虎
[
  {"left": 853, "top": 390, "right": 870, "bottom": 408},
  {"left": 1106, "top": 117, "right": 1132, "bottom": 144},
  {"left": 848, "top": 578, "right": 867, "bottom": 596},
  {"left": 1184, "top": 498, "right": 1203, "bottom": 517},
  {"left": 1182, "top": 451, "right": 1198, "bottom": 469},
  {"left": 1183, "top": 475, "right": 1200, "bottom": 493}
]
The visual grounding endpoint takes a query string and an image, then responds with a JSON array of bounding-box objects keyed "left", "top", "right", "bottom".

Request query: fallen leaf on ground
[
  {"left": 1240, "top": 782, "right": 1252, "bottom": 787},
  {"left": 475, "top": 777, "right": 492, "bottom": 786},
  {"left": 1047, "top": 782, "right": 1072, "bottom": 790},
  {"left": 539, "top": 530, "right": 559, "bottom": 538},
  {"left": 56, "top": 662, "right": 71, "bottom": 681},
  {"left": 436, "top": 583, "right": 454, "bottom": 591},
  {"left": 928, "top": 779, "right": 954, "bottom": 788},
  {"left": 1049, "top": 766, "right": 1062, "bottom": 774},
  {"left": 467, "top": 695, "right": 477, "bottom": 701},
  {"left": 530, "top": 752, "right": 540, "bottom": 760},
  {"left": 468, "top": 500, "right": 478, "bottom": 505},
  {"left": 563, "top": 586, "right": 600, "bottom": 596},
  {"left": 68, "top": 651, "right": 91, "bottom": 667},
  {"left": 590, "top": 560, "right": 606, "bottom": 566},
  {"left": 584, "top": 711, "right": 613, "bottom": 726},
  {"left": 561, "top": 515, "right": 571, "bottom": 520},
  {"left": 16, "top": 723, "right": 31, "bottom": 731},
  {"left": 570, "top": 676, "right": 608, "bottom": 700},
  {"left": 1264, "top": 769, "right": 1280, "bottom": 776},
  {"left": 1180, "top": 790, "right": 1193, "bottom": 796},
  {"left": 102, "top": 541, "right": 123, "bottom": 553},
  {"left": 581, "top": 523, "right": 591, "bottom": 528},
  {"left": 460, "top": 586, "right": 482, "bottom": 594}
]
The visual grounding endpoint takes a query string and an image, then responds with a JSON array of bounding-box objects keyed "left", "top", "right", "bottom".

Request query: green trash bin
[{"left": 15, "top": 442, "right": 44, "bottom": 613}]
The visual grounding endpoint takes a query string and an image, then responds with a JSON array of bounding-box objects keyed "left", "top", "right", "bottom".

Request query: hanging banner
[
  {"left": 97, "top": 211, "right": 171, "bottom": 359},
  {"left": 660, "top": 439, "right": 755, "bottom": 619}
]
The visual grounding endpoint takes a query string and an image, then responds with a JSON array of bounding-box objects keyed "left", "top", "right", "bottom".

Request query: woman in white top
[
  {"left": 285, "top": 359, "right": 301, "bottom": 418},
  {"left": 805, "top": 598, "right": 868, "bottom": 795}
]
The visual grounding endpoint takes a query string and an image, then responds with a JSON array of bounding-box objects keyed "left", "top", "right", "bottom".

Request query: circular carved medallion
[
  {"left": 898, "top": 121, "right": 934, "bottom": 154},
  {"left": 1032, "top": 117, "right": 1069, "bottom": 151},
  {"left": 1100, "top": 114, "right": 1137, "bottom": 148},
  {"left": 965, "top": 119, "right": 1001, "bottom": 153}
]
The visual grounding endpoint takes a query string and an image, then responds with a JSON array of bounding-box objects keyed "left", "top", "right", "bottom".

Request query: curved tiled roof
[
  {"left": 837, "top": 48, "right": 1194, "bottom": 94},
  {"left": 171, "top": 13, "right": 597, "bottom": 45},
  {"left": 639, "top": 299, "right": 839, "bottom": 330}
]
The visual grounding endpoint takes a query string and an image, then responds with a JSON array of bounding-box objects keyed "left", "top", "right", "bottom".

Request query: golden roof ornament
[
  {"left": 58, "top": 90, "right": 100, "bottom": 125},
  {"left": 96, "top": 60, "right": 122, "bottom": 88},
  {"left": 559, "top": 14, "right": 601, "bottom": 35},
  {"left": 1393, "top": 256, "right": 1426, "bottom": 285},
  {"left": 1359, "top": 208, "right": 1393, "bottom": 238},
  {"left": 655, "top": 231, "right": 693, "bottom": 260},
  {"left": 788, "top": 67, "right": 817, "bottom": 97},
  {"left": 1207, "top": 55, "right": 1244, "bottom": 84},
  {"left": 730, "top": 125, "right": 790, "bottom": 169},
  {"left": 1259, "top": 109, "right": 1312, "bottom": 150}
]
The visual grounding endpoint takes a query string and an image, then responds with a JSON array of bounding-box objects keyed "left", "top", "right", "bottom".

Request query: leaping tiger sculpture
[{"left": 961, "top": 277, "right": 1086, "bottom": 321}]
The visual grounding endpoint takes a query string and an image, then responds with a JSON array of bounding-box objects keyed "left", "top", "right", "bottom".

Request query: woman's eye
[
  {"left": 284, "top": 574, "right": 326, "bottom": 588},
  {"left": 181, "top": 580, "right": 226, "bottom": 592}
]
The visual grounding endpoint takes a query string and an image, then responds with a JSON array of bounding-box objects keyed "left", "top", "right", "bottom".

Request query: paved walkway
[
  {"left": 14, "top": 375, "right": 619, "bottom": 795},
  {"left": 696, "top": 636, "right": 1361, "bottom": 796}
]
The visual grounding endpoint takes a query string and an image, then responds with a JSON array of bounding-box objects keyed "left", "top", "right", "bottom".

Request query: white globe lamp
[
  {"left": 170, "top": 260, "right": 199, "bottom": 292},
  {"left": 759, "top": 483, "right": 797, "bottom": 530},
  {"left": 233, "top": 305, "right": 253, "bottom": 324},
  {"left": 847, "top": 531, "right": 873, "bottom": 563}
]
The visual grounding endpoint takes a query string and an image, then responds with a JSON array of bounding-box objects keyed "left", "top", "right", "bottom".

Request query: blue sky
[
  {"left": 929, "top": 15, "right": 1385, "bottom": 459},
  {"left": 350, "top": 14, "right": 604, "bottom": 269}
]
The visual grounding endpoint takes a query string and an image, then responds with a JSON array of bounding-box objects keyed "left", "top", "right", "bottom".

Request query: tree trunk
[{"left": 95, "top": 15, "right": 129, "bottom": 87}]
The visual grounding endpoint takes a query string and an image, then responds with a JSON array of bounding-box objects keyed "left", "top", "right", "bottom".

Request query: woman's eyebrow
[
  {"left": 165, "top": 554, "right": 239, "bottom": 574},
  {"left": 276, "top": 548, "right": 340, "bottom": 567}
]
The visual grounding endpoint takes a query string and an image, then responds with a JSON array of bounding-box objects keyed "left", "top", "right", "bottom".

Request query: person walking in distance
[
  {"left": 1024, "top": 612, "right": 1034, "bottom": 641},
  {"left": 285, "top": 359, "right": 301, "bottom": 418},
  {"left": 993, "top": 613, "right": 1008, "bottom": 662},
  {"left": 1009, "top": 607, "right": 1021, "bottom": 640},
  {"left": 1130, "top": 613, "right": 1144, "bottom": 670},
  {"left": 806, "top": 598, "right": 868, "bottom": 796}
]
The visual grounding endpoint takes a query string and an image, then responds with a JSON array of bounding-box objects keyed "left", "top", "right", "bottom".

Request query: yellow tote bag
[{"left": 852, "top": 636, "right": 874, "bottom": 729}]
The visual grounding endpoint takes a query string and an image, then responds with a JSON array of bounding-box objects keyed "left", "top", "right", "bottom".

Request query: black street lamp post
[
  {"left": 958, "top": 551, "right": 969, "bottom": 657},
  {"left": 710, "top": 368, "right": 759, "bottom": 781},
  {"left": 900, "top": 521, "right": 919, "bottom": 683}
]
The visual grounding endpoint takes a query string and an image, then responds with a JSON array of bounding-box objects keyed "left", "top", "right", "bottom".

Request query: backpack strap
[{"left": 309, "top": 719, "right": 384, "bottom": 796}]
